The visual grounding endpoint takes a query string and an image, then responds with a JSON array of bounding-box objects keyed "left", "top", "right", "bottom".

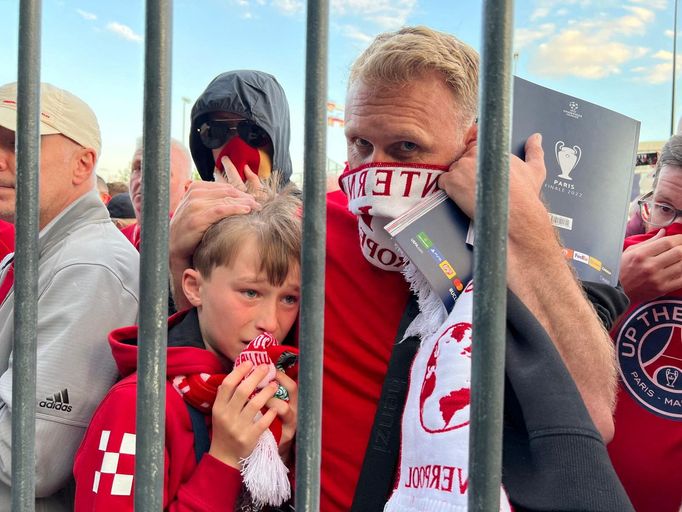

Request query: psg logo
[{"left": 616, "top": 300, "right": 682, "bottom": 420}]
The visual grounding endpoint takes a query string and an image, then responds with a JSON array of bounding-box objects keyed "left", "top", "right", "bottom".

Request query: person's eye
[
  {"left": 282, "top": 295, "right": 299, "bottom": 306},
  {"left": 353, "top": 138, "right": 371, "bottom": 149},
  {"left": 399, "top": 141, "right": 418, "bottom": 152},
  {"left": 241, "top": 289, "right": 259, "bottom": 299},
  {"left": 657, "top": 204, "right": 674, "bottom": 214}
]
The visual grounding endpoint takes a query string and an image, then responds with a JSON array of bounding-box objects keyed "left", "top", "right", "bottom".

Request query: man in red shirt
[
  {"left": 610, "top": 134, "right": 682, "bottom": 512},
  {"left": 168, "top": 28, "right": 624, "bottom": 510}
]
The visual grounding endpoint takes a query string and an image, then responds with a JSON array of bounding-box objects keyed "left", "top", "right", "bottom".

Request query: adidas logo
[{"left": 39, "top": 389, "right": 72, "bottom": 413}]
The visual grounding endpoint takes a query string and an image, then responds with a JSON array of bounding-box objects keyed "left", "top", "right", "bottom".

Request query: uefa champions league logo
[{"left": 555, "top": 141, "right": 582, "bottom": 180}]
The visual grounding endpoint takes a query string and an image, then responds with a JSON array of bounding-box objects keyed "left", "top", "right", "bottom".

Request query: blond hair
[
  {"left": 348, "top": 26, "right": 479, "bottom": 125},
  {"left": 192, "top": 174, "right": 302, "bottom": 285}
]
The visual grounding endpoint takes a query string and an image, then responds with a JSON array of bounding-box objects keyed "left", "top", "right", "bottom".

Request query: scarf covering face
[
  {"left": 339, "top": 162, "right": 448, "bottom": 271},
  {"left": 385, "top": 282, "right": 512, "bottom": 511},
  {"left": 214, "top": 136, "right": 273, "bottom": 183}
]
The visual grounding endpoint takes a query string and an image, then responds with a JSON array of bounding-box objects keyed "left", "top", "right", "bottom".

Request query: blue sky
[{"left": 0, "top": 0, "right": 679, "bottom": 182}]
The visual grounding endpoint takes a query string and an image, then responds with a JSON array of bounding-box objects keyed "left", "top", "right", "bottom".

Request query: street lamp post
[
  {"left": 181, "top": 96, "right": 191, "bottom": 144},
  {"left": 672, "top": 0, "right": 679, "bottom": 136}
]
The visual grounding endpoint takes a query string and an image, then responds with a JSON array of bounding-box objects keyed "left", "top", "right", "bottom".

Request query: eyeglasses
[
  {"left": 638, "top": 191, "right": 682, "bottom": 227},
  {"left": 197, "top": 119, "right": 269, "bottom": 150}
]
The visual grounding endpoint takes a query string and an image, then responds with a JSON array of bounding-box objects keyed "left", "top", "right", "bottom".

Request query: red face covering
[
  {"left": 214, "top": 136, "right": 272, "bottom": 182},
  {"left": 623, "top": 221, "right": 682, "bottom": 251}
]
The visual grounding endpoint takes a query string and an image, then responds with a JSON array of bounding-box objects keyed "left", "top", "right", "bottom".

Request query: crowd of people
[{"left": 0, "top": 25, "right": 679, "bottom": 512}]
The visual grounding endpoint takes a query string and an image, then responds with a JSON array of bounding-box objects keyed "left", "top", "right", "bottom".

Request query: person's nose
[
  {"left": 0, "top": 147, "right": 12, "bottom": 173},
  {"left": 255, "top": 298, "right": 279, "bottom": 334},
  {"left": 368, "top": 148, "right": 393, "bottom": 163}
]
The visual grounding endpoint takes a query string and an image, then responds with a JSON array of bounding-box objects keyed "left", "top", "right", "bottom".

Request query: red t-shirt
[
  {"left": 119, "top": 222, "right": 141, "bottom": 251},
  {"left": 320, "top": 190, "right": 411, "bottom": 510},
  {"left": 608, "top": 226, "right": 682, "bottom": 512},
  {"left": 0, "top": 220, "right": 14, "bottom": 261}
]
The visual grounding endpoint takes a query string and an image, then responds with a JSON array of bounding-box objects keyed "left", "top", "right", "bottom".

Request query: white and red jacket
[{"left": 73, "top": 309, "right": 242, "bottom": 511}]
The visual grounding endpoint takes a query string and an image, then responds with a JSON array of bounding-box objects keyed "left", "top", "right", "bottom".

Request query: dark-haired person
[
  {"left": 169, "top": 70, "right": 293, "bottom": 303},
  {"left": 609, "top": 134, "right": 682, "bottom": 512}
]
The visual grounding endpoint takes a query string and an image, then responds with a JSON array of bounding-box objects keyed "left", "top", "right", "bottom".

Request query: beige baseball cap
[{"left": 0, "top": 82, "right": 101, "bottom": 157}]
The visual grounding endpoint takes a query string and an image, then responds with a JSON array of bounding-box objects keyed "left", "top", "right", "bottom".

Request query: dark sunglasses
[{"left": 198, "top": 119, "right": 269, "bottom": 149}]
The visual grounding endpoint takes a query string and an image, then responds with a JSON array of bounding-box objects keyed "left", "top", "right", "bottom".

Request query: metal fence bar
[
  {"left": 12, "top": 1, "right": 42, "bottom": 510},
  {"left": 295, "top": 0, "right": 329, "bottom": 510},
  {"left": 134, "top": 0, "right": 172, "bottom": 509},
  {"left": 468, "top": 1, "right": 514, "bottom": 510}
]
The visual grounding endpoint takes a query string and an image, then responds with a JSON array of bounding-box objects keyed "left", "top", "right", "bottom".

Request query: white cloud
[
  {"left": 514, "top": 23, "right": 555, "bottom": 49},
  {"left": 271, "top": 0, "right": 304, "bottom": 15},
  {"left": 530, "top": 29, "right": 649, "bottom": 78},
  {"left": 106, "top": 22, "right": 143, "bottom": 43},
  {"left": 615, "top": 5, "right": 656, "bottom": 36},
  {"left": 339, "top": 24, "right": 374, "bottom": 44},
  {"left": 628, "top": 0, "right": 667, "bottom": 9},
  {"left": 530, "top": 0, "right": 596, "bottom": 21},
  {"left": 521, "top": 4, "right": 662, "bottom": 79},
  {"left": 76, "top": 9, "right": 96, "bottom": 21},
  {"left": 332, "top": 0, "right": 417, "bottom": 30},
  {"left": 654, "top": 49, "right": 673, "bottom": 60},
  {"left": 631, "top": 61, "right": 676, "bottom": 84},
  {"left": 530, "top": 6, "right": 550, "bottom": 21}
]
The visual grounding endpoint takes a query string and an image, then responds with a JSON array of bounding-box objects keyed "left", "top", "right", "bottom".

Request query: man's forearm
[{"left": 506, "top": 205, "right": 617, "bottom": 441}]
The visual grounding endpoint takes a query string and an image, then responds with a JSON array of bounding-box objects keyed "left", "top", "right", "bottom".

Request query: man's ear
[
  {"left": 182, "top": 268, "right": 203, "bottom": 308},
  {"left": 463, "top": 122, "right": 478, "bottom": 147},
  {"left": 72, "top": 147, "right": 97, "bottom": 186}
]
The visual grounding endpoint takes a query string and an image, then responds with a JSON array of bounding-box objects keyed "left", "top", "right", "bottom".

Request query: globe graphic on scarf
[{"left": 419, "top": 322, "right": 472, "bottom": 433}]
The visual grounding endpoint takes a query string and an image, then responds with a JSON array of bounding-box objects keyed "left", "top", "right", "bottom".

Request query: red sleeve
[
  {"left": 0, "top": 220, "right": 14, "bottom": 261},
  {"left": 173, "top": 454, "right": 242, "bottom": 511},
  {"left": 74, "top": 379, "right": 242, "bottom": 511}
]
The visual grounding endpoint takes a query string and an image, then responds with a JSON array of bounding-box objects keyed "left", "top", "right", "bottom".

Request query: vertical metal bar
[
  {"left": 135, "top": 0, "right": 172, "bottom": 510},
  {"left": 671, "top": 0, "right": 678, "bottom": 136},
  {"left": 468, "top": 1, "right": 514, "bottom": 510},
  {"left": 12, "top": 1, "right": 41, "bottom": 510},
  {"left": 295, "top": 0, "right": 328, "bottom": 510}
]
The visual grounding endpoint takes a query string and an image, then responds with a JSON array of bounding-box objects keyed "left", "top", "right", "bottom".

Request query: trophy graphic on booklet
[{"left": 555, "top": 141, "right": 581, "bottom": 180}]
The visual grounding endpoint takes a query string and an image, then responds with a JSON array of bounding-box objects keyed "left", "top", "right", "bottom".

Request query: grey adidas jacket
[{"left": 0, "top": 190, "right": 140, "bottom": 511}]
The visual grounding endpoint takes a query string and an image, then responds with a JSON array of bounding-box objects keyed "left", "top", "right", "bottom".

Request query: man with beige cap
[{"left": 0, "top": 82, "right": 140, "bottom": 510}]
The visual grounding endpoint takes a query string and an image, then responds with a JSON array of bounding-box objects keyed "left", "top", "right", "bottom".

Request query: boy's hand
[
  {"left": 266, "top": 371, "right": 298, "bottom": 462},
  {"left": 209, "top": 363, "right": 278, "bottom": 469},
  {"left": 169, "top": 181, "right": 259, "bottom": 309}
]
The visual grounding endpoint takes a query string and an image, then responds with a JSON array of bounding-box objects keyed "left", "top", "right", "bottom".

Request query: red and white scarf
[
  {"left": 385, "top": 283, "right": 511, "bottom": 511},
  {"left": 339, "top": 162, "right": 448, "bottom": 271},
  {"left": 172, "top": 333, "right": 298, "bottom": 509}
]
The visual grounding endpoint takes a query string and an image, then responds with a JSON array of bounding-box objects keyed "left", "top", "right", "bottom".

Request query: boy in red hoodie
[{"left": 73, "top": 178, "right": 301, "bottom": 511}]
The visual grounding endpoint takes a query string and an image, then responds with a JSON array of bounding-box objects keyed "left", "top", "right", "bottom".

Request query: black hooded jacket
[{"left": 189, "top": 70, "right": 293, "bottom": 182}]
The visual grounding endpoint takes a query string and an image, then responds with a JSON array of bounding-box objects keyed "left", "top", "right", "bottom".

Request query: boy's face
[{"left": 188, "top": 236, "right": 300, "bottom": 364}]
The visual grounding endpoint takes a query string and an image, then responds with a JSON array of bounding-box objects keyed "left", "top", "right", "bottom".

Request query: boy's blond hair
[{"left": 192, "top": 175, "right": 302, "bottom": 284}]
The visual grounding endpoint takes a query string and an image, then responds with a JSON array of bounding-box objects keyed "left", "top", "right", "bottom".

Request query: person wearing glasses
[
  {"left": 188, "top": 70, "right": 292, "bottom": 185},
  {"left": 169, "top": 70, "right": 293, "bottom": 305},
  {"left": 608, "top": 134, "right": 682, "bottom": 512}
]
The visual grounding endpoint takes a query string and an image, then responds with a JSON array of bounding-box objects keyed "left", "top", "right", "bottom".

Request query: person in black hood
[{"left": 189, "top": 70, "right": 293, "bottom": 184}]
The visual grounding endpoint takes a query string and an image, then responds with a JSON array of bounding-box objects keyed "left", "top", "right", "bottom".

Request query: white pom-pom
[{"left": 240, "top": 428, "right": 290, "bottom": 508}]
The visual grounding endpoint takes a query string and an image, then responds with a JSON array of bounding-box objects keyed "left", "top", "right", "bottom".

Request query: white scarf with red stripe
[
  {"left": 339, "top": 162, "right": 448, "bottom": 271},
  {"left": 385, "top": 282, "right": 511, "bottom": 511}
]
